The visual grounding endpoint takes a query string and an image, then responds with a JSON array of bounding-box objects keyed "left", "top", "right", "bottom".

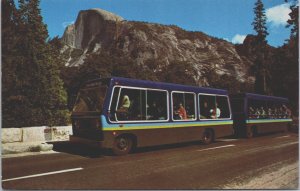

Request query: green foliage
[
  {"left": 271, "top": 40, "right": 299, "bottom": 113},
  {"left": 243, "top": 1, "right": 299, "bottom": 113},
  {"left": 252, "top": 0, "right": 269, "bottom": 43},
  {"left": 269, "top": 2, "right": 298, "bottom": 113},
  {"left": 251, "top": 0, "right": 270, "bottom": 94},
  {"left": 2, "top": 0, "right": 69, "bottom": 127},
  {"left": 286, "top": 1, "right": 299, "bottom": 42}
]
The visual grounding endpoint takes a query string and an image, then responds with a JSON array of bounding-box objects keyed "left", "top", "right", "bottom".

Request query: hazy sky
[{"left": 40, "top": 0, "right": 294, "bottom": 47}]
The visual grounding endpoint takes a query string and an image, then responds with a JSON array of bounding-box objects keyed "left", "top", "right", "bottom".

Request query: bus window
[
  {"left": 282, "top": 104, "right": 292, "bottom": 118},
  {"left": 199, "top": 95, "right": 230, "bottom": 119},
  {"left": 199, "top": 94, "right": 216, "bottom": 119},
  {"left": 146, "top": 90, "right": 168, "bottom": 120},
  {"left": 110, "top": 87, "right": 168, "bottom": 122},
  {"left": 73, "top": 85, "right": 107, "bottom": 112},
  {"left": 115, "top": 88, "right": 146, "bottom": 121},
  {"left": 248, "top": 99, "right": 267, "bottom": 119},
  {"left": 275, "top": 103, "right": 291, "bottom": 119},
  {"left": 216, "top": 96, "right": 230, "bottom": 119},
  {"left": 248, "top": 99, "right": 258, "bottom": 119},
  {"left": 172, "top": 92, "right": 196, "bottom": 121}
]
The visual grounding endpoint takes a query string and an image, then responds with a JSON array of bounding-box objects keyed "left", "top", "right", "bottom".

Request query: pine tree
[
  {"left": 283, "top": 0, "right": 299, "bottom": 112},
  {"left": 2, "top": 0, "right": 69, "bottom": 127},
  {"left": 252, "top": 0, "right": 269, "bottom": 43},
  {"left": 2, "top": 0, "right": 19, "bottom": 93},
  {"left": 251, "top": 0, "right": 269, "bottom": 94},
  {"left": 270, "top": 1, "right": 299, "bottom": 113},
  {"left": 286, "top": 0, "right": 299, "bottom": 44},
  {"left": 2, "top": 0, "right": 26, "bottom": 127}
]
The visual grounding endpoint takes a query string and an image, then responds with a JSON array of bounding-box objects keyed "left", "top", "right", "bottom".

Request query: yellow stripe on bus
[{"left": 103, "top": 121, "right": 233, "bottom": 131}]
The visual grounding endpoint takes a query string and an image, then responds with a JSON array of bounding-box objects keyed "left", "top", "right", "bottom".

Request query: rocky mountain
[{"left": 61, "top": 8, "right": 254, "bottom": 86}]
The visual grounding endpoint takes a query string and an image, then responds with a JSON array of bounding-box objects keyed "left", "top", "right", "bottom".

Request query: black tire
[
  {"left": 202, "top": 129, "right": 214, "bottom": 144},
  {"left": 112, "top": 136, "right": 133, "bottom": 156}
]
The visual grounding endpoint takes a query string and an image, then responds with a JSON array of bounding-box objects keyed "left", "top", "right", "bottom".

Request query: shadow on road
[
  {"left": 51, "top": 141, "right": 112, "bottom": 158},
  {"left": 51, "top": 140, "right": 205, "bottom": 157},
  {"left": 51, "top": 140, "right": 210, "bottom": 157},
  {"left": 51, "top": 131, "right": 297, "bottom": 158},
  {"left": 133, "top": 140, "right": 204, "bottom": 154}
]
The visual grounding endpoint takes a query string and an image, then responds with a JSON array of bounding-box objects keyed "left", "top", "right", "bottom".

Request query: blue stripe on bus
[{"left": 101, "top": 115, "right": 233, "bottom": 131}]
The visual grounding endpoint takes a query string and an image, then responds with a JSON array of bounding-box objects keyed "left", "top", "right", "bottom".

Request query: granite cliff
[{"left": 61, "top": 8, "right": 254, "bottom": 86}]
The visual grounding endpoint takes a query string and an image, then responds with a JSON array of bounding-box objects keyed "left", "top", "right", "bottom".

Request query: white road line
[
  {"left": 196, "top": 144, "right": 235, "bottom": 152},
  {"left": 275, "top": 135, "right": 290, "bottom": 139},
  {"left": 2, "top": 167, "right": 83, "bottom": 182}
]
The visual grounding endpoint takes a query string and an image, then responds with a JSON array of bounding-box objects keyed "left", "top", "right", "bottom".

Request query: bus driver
[{"left": 116, "top": 95, "right": 131, "bottom": 119}]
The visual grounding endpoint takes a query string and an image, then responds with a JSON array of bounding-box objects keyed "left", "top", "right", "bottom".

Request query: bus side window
[
  {"left": 185, "top": 93, "right": 196, "bottom": 120},
  {"left": 116, "top": 88, "right": 146, "bottom": 121},
  {"left": 216, "top": 96, "right": 230, "bottom": 119},
  {"left": 199, "top": 95, "right": 215, "bottom": 119},
  {"left": 172, "top": 92, "right": 196, "bottom": 121},
  {"left": 147, "top": 90, "right": 168, "bottom": 120},
  {"left": 248, "top": 99, "right": 260, "bottom": 119},
  {"left": 172, "top": 93, "right": 186, "bottom": 120}
]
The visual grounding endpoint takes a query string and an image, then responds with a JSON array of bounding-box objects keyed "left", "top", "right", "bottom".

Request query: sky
[{"left": 39, "top": 0, "right": 295, "bottom": 47}]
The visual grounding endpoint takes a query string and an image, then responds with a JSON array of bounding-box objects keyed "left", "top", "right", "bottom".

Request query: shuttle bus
[
  {"left": 70, "top": 77, "right": 234, "bottom": 155},
  {"left": 230, "top": 93, "right": 292, "bottom": 138}
]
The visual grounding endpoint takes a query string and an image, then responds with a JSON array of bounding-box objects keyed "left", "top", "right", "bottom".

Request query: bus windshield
[{"left": 73, "top": 85, "right": 107, "bottom": 113}]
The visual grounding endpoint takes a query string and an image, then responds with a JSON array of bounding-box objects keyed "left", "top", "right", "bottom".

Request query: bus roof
[
  {"left": 231, "top": 93, "right": 289, "bottom": 103},
  {"left": 87, "top": 77, "right": 229, "bottom": 95}
]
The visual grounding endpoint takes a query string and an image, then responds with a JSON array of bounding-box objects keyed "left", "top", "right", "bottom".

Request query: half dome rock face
[
  {"left": 62, "top": 8, "right": 124, "bottom": 50},
  {"left": 61, "top": 8, "right": 254, "bottom": 86},
  {"left": 89, "top": 8, "right": 124, "bottom": 22}
]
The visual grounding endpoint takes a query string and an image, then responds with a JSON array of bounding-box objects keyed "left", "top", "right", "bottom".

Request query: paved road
[{"left": 2, "top": 132, "right": 299, "bottom": 189}]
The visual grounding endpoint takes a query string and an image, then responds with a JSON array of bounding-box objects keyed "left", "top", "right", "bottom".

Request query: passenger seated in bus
[
  {"left": 200, "top": 101, "right": 211, "bottom": 119},
  {"left": 267, "top": 108, "right": 273, "bottom": 118},
  {"left": 259, "top": 107, "right": 267, "bottom": 118},
  {"left": 116, "top": 94, "right": 131, "bottom": 120},
  {"left": 273, "top": 108, "right": 279, "bottom": 118},
  {"left": 210, "top": 103, "right": 221, "bottom": 119},
  {"left": 254, "top": 108, "right": 260, "bottom": 118},
  {"left": 175, "top": 103, "right": 187, "bottom": 120},
  {"left": 148, "top": 101, "right": 160, "bottom": 120},
  {"left": 248, "top": 107, "right": 255, "bottom": 118},
  {"left": 282, "top": 104, "right": 291, "bottom": 118}
]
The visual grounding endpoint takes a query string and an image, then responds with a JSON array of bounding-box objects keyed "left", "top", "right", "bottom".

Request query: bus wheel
[
  {"left": 202, "top": 129, "right": 214, "bottom": 144},
  {"left": 112, "top": 136, "right": 133, "bottom": 156}
]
